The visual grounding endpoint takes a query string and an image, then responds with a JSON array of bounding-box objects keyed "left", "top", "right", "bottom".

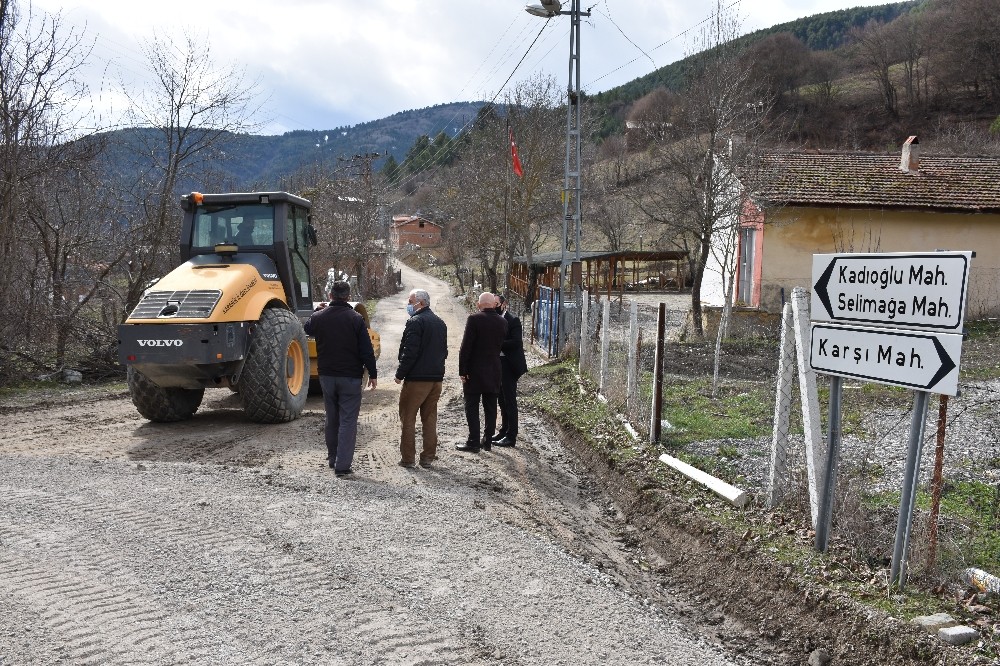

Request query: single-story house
[
  {"left": 391, "top": 214, "right": 442, "bottom": 250},
  {"left": 709, "top": 137, "right": 1000, "bottom": 320}
]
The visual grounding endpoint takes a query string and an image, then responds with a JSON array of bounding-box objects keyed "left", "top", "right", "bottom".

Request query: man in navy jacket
[
  {"left": 304, "top": 281, "right": 377, "bottom": 477},
  {"left": 394, "top": 288, "right": 448, "bottom": 467}
]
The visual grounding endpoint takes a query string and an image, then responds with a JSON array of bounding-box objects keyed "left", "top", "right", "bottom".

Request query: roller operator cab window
[{"left": 192, "top": 204, "right": 275, "bottom": 249}]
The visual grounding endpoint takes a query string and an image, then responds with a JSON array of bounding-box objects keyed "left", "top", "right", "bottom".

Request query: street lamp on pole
[{"left": 526, "top": 0, "right": 589, "bottom": 354}]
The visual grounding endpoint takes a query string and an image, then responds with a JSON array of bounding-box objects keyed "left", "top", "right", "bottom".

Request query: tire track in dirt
[{"left": 0, "top": 465, "right": 490, "bottom": 665}]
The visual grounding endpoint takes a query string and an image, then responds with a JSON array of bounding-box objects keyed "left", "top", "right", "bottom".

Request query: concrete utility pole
[{"left": 526, "top": 0, "right": 590, "bottom": 355}]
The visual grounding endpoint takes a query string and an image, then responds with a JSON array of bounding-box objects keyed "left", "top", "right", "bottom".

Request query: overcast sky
[{"left": 28, "top": 0, "right": 901, "bottom": 135}]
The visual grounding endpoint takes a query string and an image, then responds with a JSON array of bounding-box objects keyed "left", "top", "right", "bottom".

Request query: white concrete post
[
  {"left": 792, "top": 286, "right": 825, "bottom": 529},
  {"left": 579, "top": 290, "right": 590, "bottom": 373},
  {"left": 767, "top": 302, "right": 795, "bottom": 509},
  {"left": 599, "top": 297, "right": 611, "bottom": 395},
  {"left": 626, "top": 300, "right": 639, "bottom": 416}
]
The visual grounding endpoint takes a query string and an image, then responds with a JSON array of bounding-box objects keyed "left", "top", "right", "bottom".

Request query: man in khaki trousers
[{"left": 394, "top": 289, "right": 448, "bottom": 467}]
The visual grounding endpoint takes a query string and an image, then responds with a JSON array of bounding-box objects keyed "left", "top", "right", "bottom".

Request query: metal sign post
[
  {"left": 815, "top": 376, "right": 842, "bottom": 552},
  {"left": 890, "top": 390, "right": 931, "bottom": 587}
]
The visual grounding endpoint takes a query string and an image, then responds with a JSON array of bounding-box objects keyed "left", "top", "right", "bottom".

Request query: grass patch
[
  {"left": 658, "top": 378, "right": 772, "bottom": 446},
  {"left": 0, "top": 379, "right": 91, "bottom": 399},
  {"left": 525, "top": 360, "right": 639, "bottom": 465},
  {"left": 921, "top": 480, "right": 1000, "bottom": 574}
]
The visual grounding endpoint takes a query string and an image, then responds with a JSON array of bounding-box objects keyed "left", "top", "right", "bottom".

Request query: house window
[{"left": 738, "top": 226, "right": 756, "bottom": 305}]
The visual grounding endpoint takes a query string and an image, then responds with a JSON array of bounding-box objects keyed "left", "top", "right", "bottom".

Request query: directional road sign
[
  {"left": 809, "top": 323, "right": 963, "bottom": 396},
  {"left": 811, "top": 252, "right": 972, "bottom": 331}
]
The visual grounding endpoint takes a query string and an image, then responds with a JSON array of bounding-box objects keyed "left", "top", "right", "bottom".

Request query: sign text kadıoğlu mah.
[{"left": 811, "top": 252, "right": 972, "bottom": 331}]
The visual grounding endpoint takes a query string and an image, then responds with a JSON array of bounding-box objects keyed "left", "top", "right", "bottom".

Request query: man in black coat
[
  {"left": 492, "top": 295, "right": 528, "bottom": 447},
  {"left": 394, "top": 288, "right": 448, "bottom": 468},
  {"left": 456, "top": 292, "right": 507, "bottom": 453},
  {"left": 304, "top": 281, "right": 377, "bottom": 477}
]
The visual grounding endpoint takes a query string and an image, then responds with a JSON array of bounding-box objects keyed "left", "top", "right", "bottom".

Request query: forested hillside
[
  {"left": 97, "top": 102, "right": 486, "bottom": 191},
  {"left": 592, "top": 2, "right": 919, "bottom": 110}
]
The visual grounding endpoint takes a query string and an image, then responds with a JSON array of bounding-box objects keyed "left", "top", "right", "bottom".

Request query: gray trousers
[{"left": 319, "top": 375, "right": 363, "bottom": 472}]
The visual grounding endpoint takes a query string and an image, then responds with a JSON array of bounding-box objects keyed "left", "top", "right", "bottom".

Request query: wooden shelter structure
[{"left": 508, "top": 249, "right": 689, "bottom": 301}]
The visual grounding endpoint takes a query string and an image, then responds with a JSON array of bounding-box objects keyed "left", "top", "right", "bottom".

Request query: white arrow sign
[
  {"left": 809, "top": 323, "right": 963, "bottom": 396},
  {"left": 811, "top": 252, "right": 972, "bottom": 331}
]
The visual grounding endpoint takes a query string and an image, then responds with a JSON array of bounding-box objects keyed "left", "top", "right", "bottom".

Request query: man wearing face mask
[{"left": 394, "top": 288, "right": 448, "bottom": 468}]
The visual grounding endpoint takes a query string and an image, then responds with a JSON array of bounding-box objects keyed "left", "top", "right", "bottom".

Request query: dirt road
[{"left": 0, "top": 265, "right": 754, "bottom": 665}]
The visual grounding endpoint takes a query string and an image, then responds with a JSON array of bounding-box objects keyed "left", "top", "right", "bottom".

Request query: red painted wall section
[{"left": 738, "top": 199, "right": 765, "bottom": 307}]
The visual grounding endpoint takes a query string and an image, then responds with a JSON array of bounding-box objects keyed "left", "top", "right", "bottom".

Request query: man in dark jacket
[
  {"left": 492, "top": 295, "right": 528, "bottom": 447},
  {"left": 304, "top": 281, "right": 378, "bottom": 477},
  {"left": 394, "top": 288, "right": 448, "bottom": 468},
  {"left": 456, "top": 292, "right": 507, "bottom": 453}
]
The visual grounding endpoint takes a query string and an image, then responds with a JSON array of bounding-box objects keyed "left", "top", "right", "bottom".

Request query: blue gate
[{"left": 533, "top": 286, "right": 562, "bottom": 357}]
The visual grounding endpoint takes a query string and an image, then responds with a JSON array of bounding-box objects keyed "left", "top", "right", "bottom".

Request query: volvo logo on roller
[
  {"left": 811, "top": 252, "right": 972, "bottom": 331},
  {"left": 137, "top": 340, "right": 183, "bottom": 347},
  {"left": 809, "top": 323, "right": 962, "bottom": 396}
]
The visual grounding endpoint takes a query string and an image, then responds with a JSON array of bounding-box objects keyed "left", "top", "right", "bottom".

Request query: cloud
[{"left": 28, "top": 0, "right": 903, "bottom": 134}]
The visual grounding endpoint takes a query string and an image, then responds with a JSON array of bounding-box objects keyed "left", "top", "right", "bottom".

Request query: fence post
[
  {"left": 650, "top": 303, "right": 666, "bottom": 444},
  {"left": 626, "top": 300, "right": 639, "bottom": 416},
  {"left": 767, "top": 302, "right": 795, "bottom": 509},
  {"left": 599, "top": 298, "right": 611, "bottom": 395},
  {"left": 580, "top": 291, "right": 590, "bottom": 373},
  {"left": 927, "top": 395, "right": 949, "bottom": 569},
  {"left": 791, "top": 286, "right": 825, "bottom": 528}
]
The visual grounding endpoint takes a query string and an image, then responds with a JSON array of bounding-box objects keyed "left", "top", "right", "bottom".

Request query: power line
[{"left": 382, "top": 19, "right": 554, "bottom": 199}]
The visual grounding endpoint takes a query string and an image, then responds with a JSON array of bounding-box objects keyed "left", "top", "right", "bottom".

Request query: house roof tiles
[{"left": 755, "top": 150, "right": 1000, "bottom": 213}]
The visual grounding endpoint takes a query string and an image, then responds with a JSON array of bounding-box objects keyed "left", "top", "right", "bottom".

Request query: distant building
[{"left": 391, "top": 214, "right": 441, "bottom": 250}]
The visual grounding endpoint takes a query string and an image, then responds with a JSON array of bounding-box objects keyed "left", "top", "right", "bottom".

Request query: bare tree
[
  {"left": 299, "top": 152, "right": 391, "bottom": 300},
  {"left": 0, "top": 0, "right": 101, "bottom": 379},
  {"left": 625, "top": 88, "right": 678, "bottom": 152},
  {"left": 434, "top": 77, "right": 565, "bottom": 300},
  {"left": 744, "top": 33, "right": 810, "bottom": 109},
  {"left": 888, "top": 11, "right": 930, "bottom": 110},
  {"left": 630, "top": 2, "right": 774, "bottom": 340},
  {"left": 24, "top": 152, "right": 130, "bottom": 370},
  {"left": 850, "top": 20, "right": 899, "bottom": 118},
  {"left": 589, "top": 141, "right": 638, "bottom": 252},
  {"left": 503, "top": 75, "right": 581, "bottom": 302},
  {"left": 804, "top": 50, "right": 844, "bottom": 108},
  {"left": 928, "top": 0, "right": 1000, "bottom": 103},
  {"left": 116, "top": 31, "right": 262, "bottom": 313}
]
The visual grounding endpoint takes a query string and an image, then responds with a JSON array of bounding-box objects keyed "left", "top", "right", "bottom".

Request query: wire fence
[
  {"left": 515, "top": 284, "right": 1000, "bottom": 588},
  {"left": 555, "top": 290, "right": 694, "bottom": 442}
]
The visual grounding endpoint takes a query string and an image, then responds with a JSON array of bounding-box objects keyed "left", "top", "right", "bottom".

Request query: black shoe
[
  {"left": 480, "top": 439, "right": 492, "bottom": 451},
  {"left": 493, "top": 436, "right": 516, "bottom": 447},
  {"left": 334, "top": 468, "right": 354, "bottom": 477},
  {"left": 490, "top": 432, "right": 507, "bottom": 443},
  {"left": 455, "top": 442, "right": 480, "bottom": 453}
]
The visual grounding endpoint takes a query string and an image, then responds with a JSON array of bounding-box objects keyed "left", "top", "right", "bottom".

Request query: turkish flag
[{"left": 509, "top": 127, "right": 524, "bottom": 178}]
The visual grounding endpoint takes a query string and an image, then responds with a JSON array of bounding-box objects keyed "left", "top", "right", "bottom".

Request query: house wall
[
  {"left": 392, "top": 221, "right": 441, "bottom": 248},
  {"left": 759, "top": 207, "right": 1000, "bottom": 319}
]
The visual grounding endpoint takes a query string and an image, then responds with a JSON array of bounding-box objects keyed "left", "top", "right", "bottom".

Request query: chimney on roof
[{"left": 900, "top": 135, "right": 920, "bottom": 173}]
